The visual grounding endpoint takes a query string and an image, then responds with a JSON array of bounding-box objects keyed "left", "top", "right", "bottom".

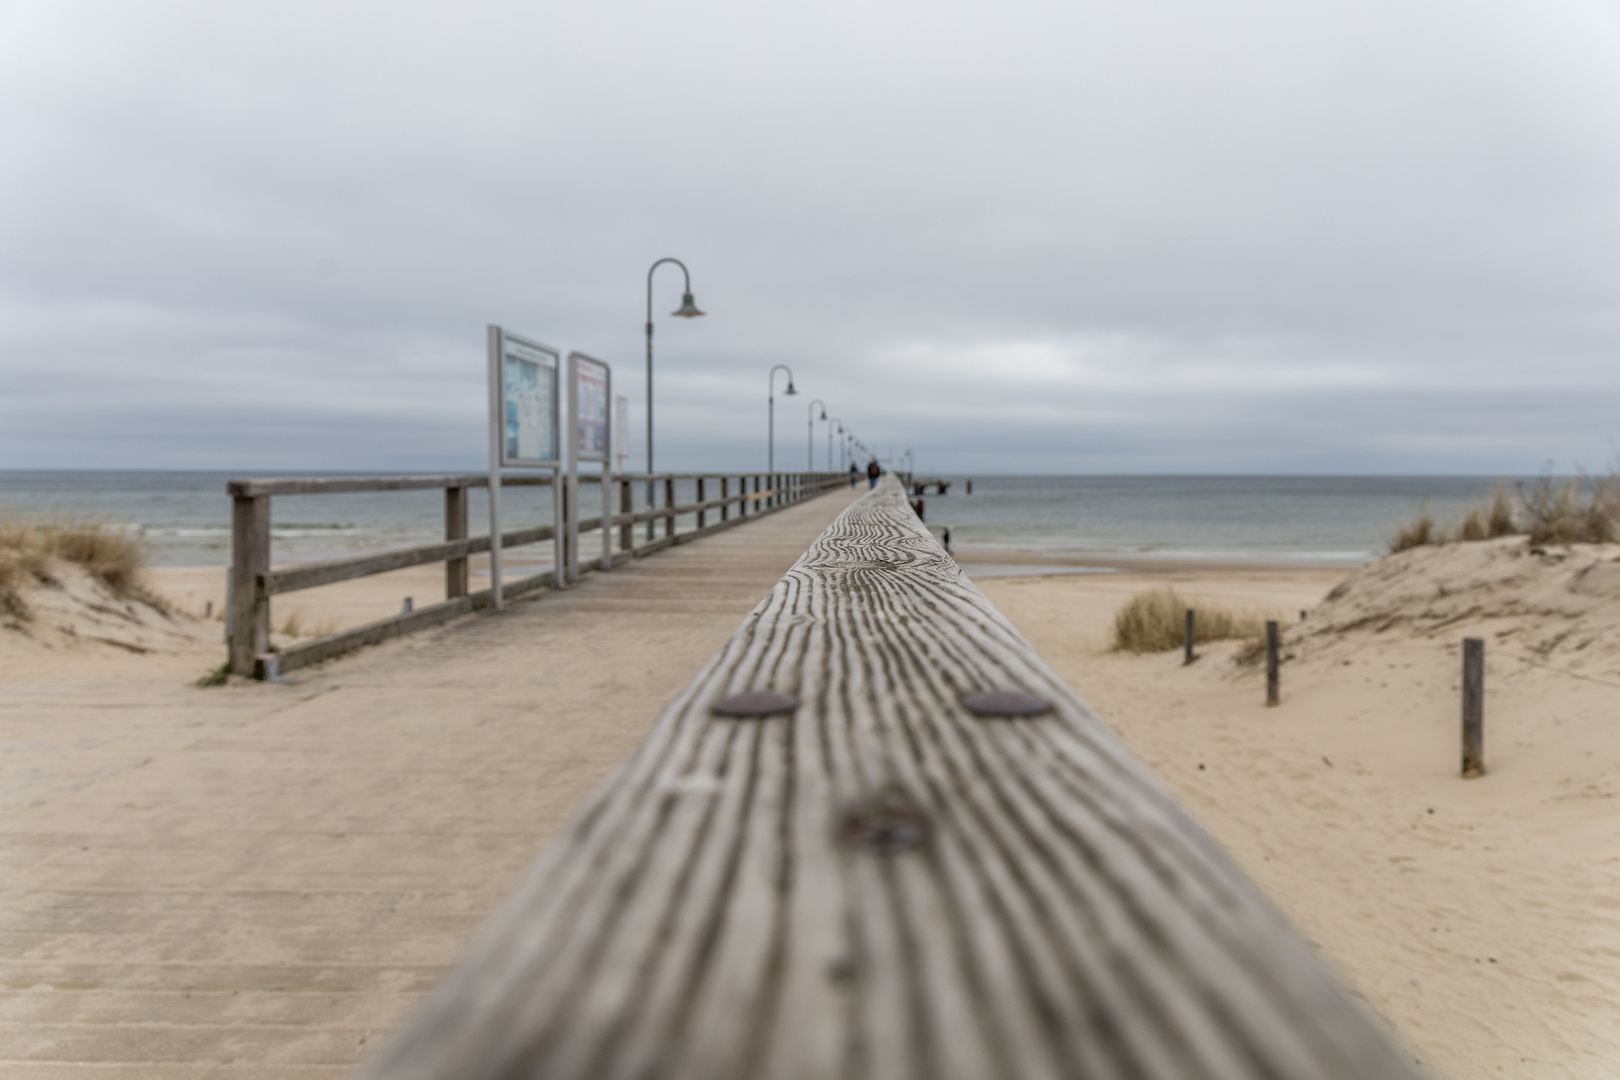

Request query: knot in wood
[
  {"left": 842, "top": 793, "right": 930, "bottom": 855},
  {"left": 963, "top": 689, "right": 1052, "bottom": 718},
  {"left": 711, "top": 690, "right": 798, "bottom": 718}
]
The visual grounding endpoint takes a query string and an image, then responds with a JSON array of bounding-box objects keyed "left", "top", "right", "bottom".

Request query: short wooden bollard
[
  {"left": 1183, "top": 608, "right": 1195, "bottom": 665},
  {"left": 1462, "top": 636, "right": 1485, "bottom": 778},
  {"left": 1265, "top": 619, "right": 1280, "bottom": 706}
]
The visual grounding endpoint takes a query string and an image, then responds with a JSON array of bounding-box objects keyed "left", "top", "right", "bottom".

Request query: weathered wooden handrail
[
  {"left": 228, "top": 471, "right": 845, "bottom": 677},
  {"left": 356, "top": 475, "right": 1421, "bottom": 1080},
  {"left": 228, "top": 471, "right": 779, "bottom": 497}
]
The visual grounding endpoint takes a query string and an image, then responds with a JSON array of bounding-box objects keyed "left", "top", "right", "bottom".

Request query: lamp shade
[
  {"left": 672, "top": 292, "right": 705, "bottom": 318},
  {"left": 785, "top": 382, "right": 798, "bottom": 395}
]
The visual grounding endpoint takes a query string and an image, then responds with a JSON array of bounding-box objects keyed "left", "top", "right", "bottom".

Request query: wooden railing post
[
  {"left": 664, "top": 477, "right": 676, "bottom": 537},
  {"left": 445, "top": 485, "right": 468, "bottom": 599},
  {"left": 696, "top": 477, "right": 706, "bottom": 528},
  {"left": 227, "top": 494, "right": 270, "bottom": 677},
  {"left": 618, "top": 479, "right": 633, "bottom": 553},
  {"left": 720, "top": 476, "right": 729, "bottom": 521}
]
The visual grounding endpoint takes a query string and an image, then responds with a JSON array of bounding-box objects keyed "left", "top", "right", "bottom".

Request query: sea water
[
  {"left": 0, "top": 471, "right": 1517, "bottom": 568},
  {"left": 909, "top": 475, "right": 1517, "bottom": 566}
]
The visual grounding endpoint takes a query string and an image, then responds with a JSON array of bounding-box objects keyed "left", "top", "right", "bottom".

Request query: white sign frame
[
  {"left": 566, "top": 351, "right": 614, "bottom": 579},
  {"left": 492, "top": 328, "right": 561, "bottom": 468},
  {"left": 487, "top": 325, "right": 566, "bottom": 609}
]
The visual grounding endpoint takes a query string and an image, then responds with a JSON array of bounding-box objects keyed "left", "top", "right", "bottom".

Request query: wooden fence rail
[
  {"left": 355, "top": 474, "right": 1423, "bottom": 1080},
  {"left": 227, "top": 470, "right": 845, "bottom": 678}
]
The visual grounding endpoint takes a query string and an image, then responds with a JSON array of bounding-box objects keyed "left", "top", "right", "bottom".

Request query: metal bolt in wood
[
  {"left": 842, "top": 793, "right": 930, "bottom": 855},
  {"left": 963, "top": 689, "right": 1051, "bottom": 717},
  {"left": 712, "top": 690, "right": 798, "bottom": 718}
]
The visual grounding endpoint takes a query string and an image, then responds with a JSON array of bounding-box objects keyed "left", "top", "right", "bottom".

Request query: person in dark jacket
[
  {"left": 848, "top": 463, "right": 859, "bottom": 488},
  {"left": 866, "top": 458, "right": 880, "bottom": 489}
]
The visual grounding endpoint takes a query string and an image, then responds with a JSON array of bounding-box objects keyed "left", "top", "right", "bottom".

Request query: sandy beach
[
  {"left": 974, "top": 549, "right": 1620, "bottom": 1080},
  {"left": 5, "top": 515, "right": 1619, "bottom": 1077}
]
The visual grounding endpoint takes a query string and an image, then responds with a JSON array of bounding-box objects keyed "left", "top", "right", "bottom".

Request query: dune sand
[
  {"left": 1, "top": 553, "right": 541, "bottom": 684},
  {"left": 975, "top": 540, "right": 1620, "bottom": 1080}
]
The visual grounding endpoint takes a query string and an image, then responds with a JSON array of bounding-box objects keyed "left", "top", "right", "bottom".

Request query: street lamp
[
  {"left": 806, "top": 399, "right": 827, "bottom": 470},
  {"left": 645, "top": 257, "right": 704, "bottom": 538},
  {"left": 829, "top": 417, "right": 843, "bottom": 473},
  {"left": 768, "top": 364, "right": 796, "bottom": 472}
]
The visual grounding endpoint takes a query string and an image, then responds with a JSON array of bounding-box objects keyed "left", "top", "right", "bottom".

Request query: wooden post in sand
[
  {"left": 1184, "top": 608, "right": 1196, "bottom": 665},
  {"left": 1265, "top": 620, "right": 1280, "bottom": 706},
  {"left": 1462, "top": 637, "right": 1485, "bottom": 778}
]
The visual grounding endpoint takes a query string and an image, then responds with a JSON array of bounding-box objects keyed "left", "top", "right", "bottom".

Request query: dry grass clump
[
  {"left": 1521, "top": 476, "right": 1617, "bottom": 546},
  {"left": 1390, "top": 502, "right": 1437, "bottom": 553},
  {"left": 1112, "top": 587, "right": 1268, "bottom": 654},
  {"left": 1389, "top": 477, "right": 1620, "bottom": 553},
  {"left": 0, "top": 516, "right": 149, "bottom": 621}
]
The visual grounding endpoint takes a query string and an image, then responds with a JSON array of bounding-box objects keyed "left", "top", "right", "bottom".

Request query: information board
[
  {"left": 569, "top": 352, "right": 611, "bottom": 462},
  {"left": 492, "top": 329, "right": 560, "bottom": 467}
]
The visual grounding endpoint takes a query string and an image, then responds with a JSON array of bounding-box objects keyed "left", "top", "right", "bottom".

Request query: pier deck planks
[
  {"left": 359, "top": 477, "right": 1421, "bottom": 1080},
  {"left": 0, "top": 487, "right": 864, "bottom": 1079}
]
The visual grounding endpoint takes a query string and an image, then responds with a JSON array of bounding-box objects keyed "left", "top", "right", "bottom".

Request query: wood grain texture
[
  {"left": 356, "top": 476, "right": 1423, "bottom": 1080},
  {"left": 227, "top": 495, "right": 269, "bottom": 675}
]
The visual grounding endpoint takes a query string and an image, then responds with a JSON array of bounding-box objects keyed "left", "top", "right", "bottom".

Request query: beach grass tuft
[
  {"left": 1390, "top": 502, "right": 1437, "bottom": 553},
  {"left": 0, "top": 515, "right": 151, "bottom": 621},
  {"left": 1390, "top": 476, "right": 1620, "bottom": 552},
  {"left": 194, "top": 662, "right": 231, "bottom": 688},
  {"left": 1112, "top": 587, "right": 1268, "bottom": 654},
  {"left": 1521, "top": 476, "right": 1617, "bottom": 546}
]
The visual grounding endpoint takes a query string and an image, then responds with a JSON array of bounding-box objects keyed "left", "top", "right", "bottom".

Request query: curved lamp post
[
  {"left": 806, "top": 398, "right": 827, "bottom": 471},
  {"left": 768, "top": 364, "right": 797, "bottom": 473},
  {"left": 829, "top": 417, "right": 843, "bottom": 472},
  {"left": 646, "top": 257, "right": 704, "bottom": 538}
]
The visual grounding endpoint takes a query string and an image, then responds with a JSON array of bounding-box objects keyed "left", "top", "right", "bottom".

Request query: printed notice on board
[{"left": 503, "top": 337, "right": 558, "bottom": 464}]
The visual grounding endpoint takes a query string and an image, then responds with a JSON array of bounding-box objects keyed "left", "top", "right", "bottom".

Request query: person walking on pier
[
  {"left": 849, "top": 463, "right": 859, "bottom": 488},
  {"left": 866, "top": 458, "right": 880, "bottom": 489}
]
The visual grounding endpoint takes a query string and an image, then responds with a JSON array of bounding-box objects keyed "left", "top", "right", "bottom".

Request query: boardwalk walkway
[{"left": 0, "top": 484, "right": 863, "bottom": 1079}]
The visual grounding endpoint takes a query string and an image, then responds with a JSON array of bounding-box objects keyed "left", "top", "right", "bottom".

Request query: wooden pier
[
  {"left": 227, "top": 471, "right": 842, "bottom": 678},
  {"left": 0, "top": 485, "right": 862, "bottom": 1078}
]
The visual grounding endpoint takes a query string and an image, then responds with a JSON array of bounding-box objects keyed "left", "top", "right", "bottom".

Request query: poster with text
[
  {"left": 502, "top": 336, "right": 558, "bottom": 465},
  {"left": 574, "top": 355, "right": 610, "bottom": 460}
]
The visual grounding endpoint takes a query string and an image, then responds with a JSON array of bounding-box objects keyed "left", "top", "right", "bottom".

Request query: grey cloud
[{"left": 3, "top": 0, "right": 1619, "bottom": 473}]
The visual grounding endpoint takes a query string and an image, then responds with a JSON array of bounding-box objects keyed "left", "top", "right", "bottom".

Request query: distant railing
[{"left": 226, "top": 470, "right": 845, "bottom": 678}]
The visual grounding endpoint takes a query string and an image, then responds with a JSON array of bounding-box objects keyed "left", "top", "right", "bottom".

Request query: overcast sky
[{"left": 3, "top": 0, "right": 1619, "bottom": 475}]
